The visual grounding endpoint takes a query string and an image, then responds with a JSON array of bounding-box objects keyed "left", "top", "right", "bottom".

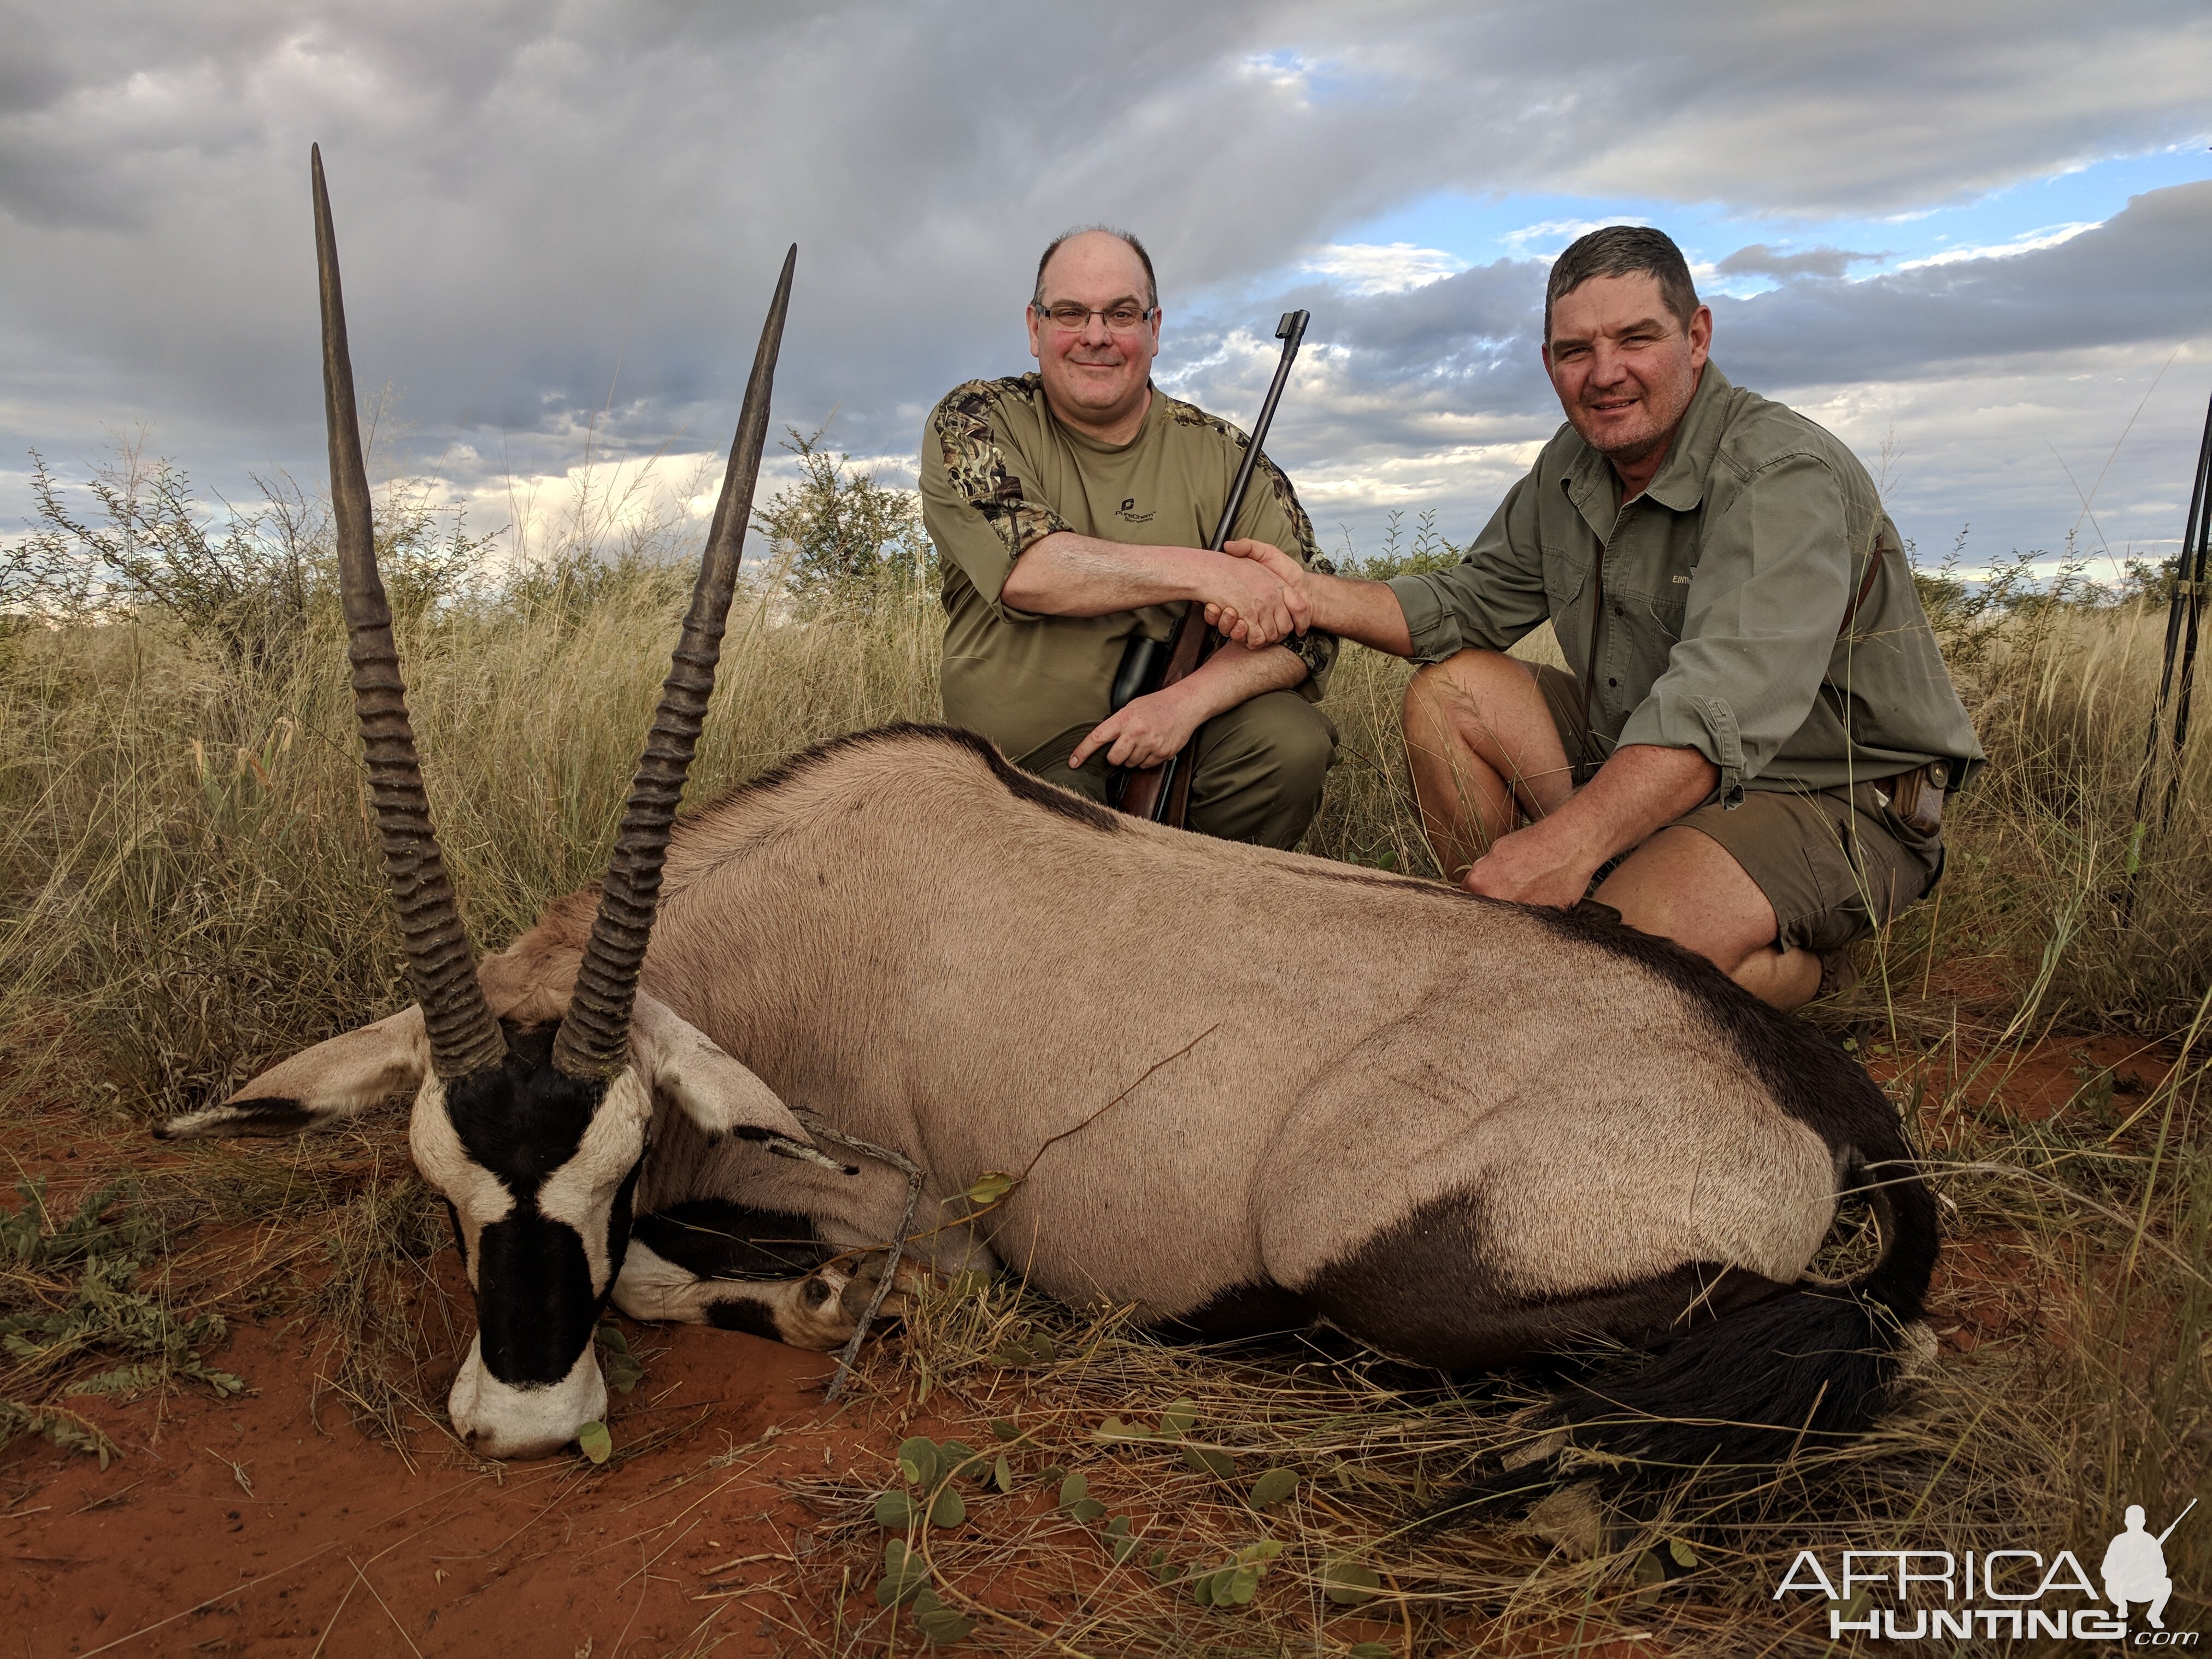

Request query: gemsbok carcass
[{"left": 158, "top": 151, "right": 1938, "bottom": 1485}]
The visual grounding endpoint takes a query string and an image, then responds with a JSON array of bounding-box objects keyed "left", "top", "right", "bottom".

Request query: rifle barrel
[
  {"left": 2156, "top": 1497, "right": 2197, "bottom": 1545},
  {"left": 1119, "top": 310, "right": 1310, "bottom": 825}
]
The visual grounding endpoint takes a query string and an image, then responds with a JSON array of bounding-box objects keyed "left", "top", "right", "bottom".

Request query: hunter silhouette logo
[
  {"left": 1773, "top": 1501, "right": 2198, "bottom": 1642},
  {"left": 2105, "top": 1501, "right": 2193, "bottom": 1631}
]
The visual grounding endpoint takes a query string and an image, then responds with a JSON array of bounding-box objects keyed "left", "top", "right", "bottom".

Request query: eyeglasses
[{"left": 1034, "top": 301, "right": 1156, "bottom": 334}]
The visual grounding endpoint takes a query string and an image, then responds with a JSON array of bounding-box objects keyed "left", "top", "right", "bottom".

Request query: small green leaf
[
  {"left": 874, "top": 1490, "right": 915, "bottom": 1529},
  {"left": 1104, "top": 1515, "right": 1131, "bottom": 1537},
  {"left": 1220, "top": 1563, "right": 1261, "bottom": 1605},
  {"left": 1027, "top": 1332, "right": 1057, "bottom": 1361},
  {"left": 1633, "top": 1548, "right": 1667, "bottom": 1607},
  {"left": 928, "top": 1485, "right": 967, "bottom": 1528},
  {"left": 897, "top": 1437, "right": 941, "bottom": 1487},
  {"left": 1111, "top": 1534, "right": 1140, "bottom": 1564},
  {"left": 1668, "top": 1537, "right": 1698, "bottom": 1569},
  {"left": 1181, "top": 1444, "right": 1235, "bottom": 1479},
  {"left": 1190, "top": 1570, "right": 1217, "bottom": 1607},
  {"left": 1096, "top": 1416, "right": 1151, "bottom": 1442},
  {"left": 1248, "top": 1467, "right": 1298, "bottom": 1510},
  {"left": 938, "top": 1440, "right": 979, "bottom": 1480},
  {"left": 989, "top": 1419, "right": 1020, "bottom": 1442},
  {"left": 993, "top": 1454, "right": 1013, "bottom": 1492},
  {"left": 1057, "top": 1472, "right": 1089, "bottom": 1509},
  {"left": 914, "top": 1599, "right": 975, "bottom": 1644},
  {"left": 1156, "top": 1399, "right": 1196, "bottom": 1439},
  {"left": 594, "top": 1324, "right": 628, "bottom": 1355},
  {"left": 1322, "top": 1559, "right": 1380, "bottom": 1606},
  {"left": 1040, "top": 1463, "right": 1068, "bottom": 1486},
  {"left": 876, "top": 1538, "right": 928, "bottom": 1607},
  {"left": 576, "top": 1420, "right": 612, "bottom": 1464},
  {"left": 964, "top": 1170, "right": 1017, "bottom": 1205},
  {"left": 1069, "top": 1498, "right": 1106, "bottom": 1522}
]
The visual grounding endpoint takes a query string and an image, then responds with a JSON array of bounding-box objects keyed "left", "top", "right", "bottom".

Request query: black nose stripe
[{"left": 475, "top": 1211, "right": 598, "bottom": 1386}]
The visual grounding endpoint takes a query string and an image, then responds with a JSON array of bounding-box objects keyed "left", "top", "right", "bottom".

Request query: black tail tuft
[
  {"left": 1431, "top": 1145, "right": 1939, "bottom": 1520},
  {"left": 1567, "top": 1145, "right": 1937, "bottom": 1474}
]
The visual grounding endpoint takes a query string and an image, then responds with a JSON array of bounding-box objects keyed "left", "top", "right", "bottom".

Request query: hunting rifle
[
  {"left": 2122, "top": 389, "right": 2212, "bottom": 920},
  {"left": 1110, "top": 309, "right": 1310, "bottom": 826}
]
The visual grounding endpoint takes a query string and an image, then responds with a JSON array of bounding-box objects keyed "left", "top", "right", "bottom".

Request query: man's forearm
[
  {"left": 1172, "top": 639, "right": 1308, "bottom": 724},
  {"left": 998, "top": 532, "right": 1217, "bottom": 617},
  {"left": 1542, "top": 745, "right": 1719, "bottom": 868},
  {"left": 1298, "top": 570, "right": 1416, "bottom": 655}
]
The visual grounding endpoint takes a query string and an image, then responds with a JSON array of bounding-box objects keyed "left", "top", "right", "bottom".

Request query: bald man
[{"left": 917, "top": 226, "right": 1338, "bottom": 849}]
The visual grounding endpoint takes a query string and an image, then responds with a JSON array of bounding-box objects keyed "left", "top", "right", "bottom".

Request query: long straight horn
[
  {"left": 313, "top": 145, "right": 505, "bottom": 1080},
  {"left": 551, "top": 245, "right": 797, "bottom": 1081}
]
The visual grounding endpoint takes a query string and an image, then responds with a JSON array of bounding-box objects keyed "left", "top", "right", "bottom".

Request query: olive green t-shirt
[
  {"left": 919, "top": 374, "right": 1335, "bottom": 765},
  {"left": 1387, "top": 363, "right": 1985, "bottom": 803}
]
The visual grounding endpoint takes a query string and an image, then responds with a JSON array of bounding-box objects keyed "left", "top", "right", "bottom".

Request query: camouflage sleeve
[
  {"left": 931, "top": 380, "right": 1073, "bottom": 564},
  {"left": 1247, "top": 454, "right": 1338, "bottom": 698}
]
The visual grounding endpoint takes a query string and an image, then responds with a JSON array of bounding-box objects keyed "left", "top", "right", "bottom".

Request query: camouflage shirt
[{"left": 920, "top": 374, "right": 1335, "bottom": 766}]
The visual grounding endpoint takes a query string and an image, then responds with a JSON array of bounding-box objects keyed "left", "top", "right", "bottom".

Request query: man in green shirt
[
  {"left": 919, "top": 227, "right": 1337, "bottom": 849},
  {"left": 1208, "top": 226, "right": 1982, "bottom": 1009}
]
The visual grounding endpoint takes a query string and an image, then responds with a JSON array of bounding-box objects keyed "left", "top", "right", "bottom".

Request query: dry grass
[{"left": 2, "top": 552, "right": 2208, "bottom": 1653}]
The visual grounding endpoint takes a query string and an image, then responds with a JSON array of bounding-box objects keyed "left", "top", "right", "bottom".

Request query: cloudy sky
[{"left": 4, "top": 1, "right": 2209, "bottom": 579}]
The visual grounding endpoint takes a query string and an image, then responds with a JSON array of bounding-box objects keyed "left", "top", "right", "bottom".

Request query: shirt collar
[
  {"left": 1644, "top": 361, "right": 1732, "bottom": 513},
  {"left": 1558, "top": 360, "right": 1735, "bottom": 527}
]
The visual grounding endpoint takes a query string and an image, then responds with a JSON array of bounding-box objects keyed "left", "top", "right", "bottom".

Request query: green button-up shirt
[{"left": 1387, "top": 363, "right": 1983, "bottom": 804}]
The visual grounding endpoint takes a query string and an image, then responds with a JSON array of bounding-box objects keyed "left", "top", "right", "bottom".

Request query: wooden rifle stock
[{"left": 1115, "top": 309, "right": 1309, "bottom": 826}]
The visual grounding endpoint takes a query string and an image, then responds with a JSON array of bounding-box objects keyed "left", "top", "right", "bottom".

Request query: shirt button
[
  {"left": 1612, "top": 604, "right": 1623, "bottom": 616},
  {"left": 1607, "top": 677, "right": 1618, "bottom": 688}
]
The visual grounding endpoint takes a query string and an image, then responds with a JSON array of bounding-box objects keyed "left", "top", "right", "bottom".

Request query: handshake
[{"left": 1202, "top": 539, "right": 1318, "bottom": 649}]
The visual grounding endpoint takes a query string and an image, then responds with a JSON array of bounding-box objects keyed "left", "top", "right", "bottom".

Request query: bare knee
[{"left": 1403, "top": 650, "right": 1516, "bottom": 730}]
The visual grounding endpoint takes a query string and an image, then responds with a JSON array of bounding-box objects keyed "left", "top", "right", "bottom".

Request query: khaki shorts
[{"left": 1532, "top": 664, "right": 1943, "bottom": 955}]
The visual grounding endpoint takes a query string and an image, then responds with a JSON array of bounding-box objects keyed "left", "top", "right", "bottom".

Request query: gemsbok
[{"left": 159, "top": 150, "right": 1938, "bottom": 1486}]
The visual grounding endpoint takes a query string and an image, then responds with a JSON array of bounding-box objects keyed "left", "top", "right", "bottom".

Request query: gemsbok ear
[
  {"left": 628, "top": 991, "right": 827, "bottom": 1153},
  {"left": 154, "top": 1007, "right": 430, "bottom": 1140}
]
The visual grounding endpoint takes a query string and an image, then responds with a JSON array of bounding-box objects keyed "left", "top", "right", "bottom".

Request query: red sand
[{"left": 3, "top": 1314, "right": 867, "bottom": 1657}]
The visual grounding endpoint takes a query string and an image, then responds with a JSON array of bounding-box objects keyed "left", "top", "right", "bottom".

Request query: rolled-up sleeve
[
  {"left": 1384, "top": 475, "right": 1550, "bottom": 663},
  {"left": 1616, "top": 452, "right": 1850, "bottom": 803},
  {"left": 919, "top": 384, "right": 1072, "bottom": 621}
]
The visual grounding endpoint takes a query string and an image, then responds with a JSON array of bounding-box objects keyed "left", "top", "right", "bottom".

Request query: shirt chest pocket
[{"left": 1542, "top": 552, "right": 1591, "bottom": 619}]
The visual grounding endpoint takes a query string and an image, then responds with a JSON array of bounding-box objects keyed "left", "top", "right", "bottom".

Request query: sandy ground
[
  {"left": 4, "top": 1312, "right": 866, "bottom": 1658},
  {"left": 1, "top": 1025, "right": 2184, "bottom": 1656}
]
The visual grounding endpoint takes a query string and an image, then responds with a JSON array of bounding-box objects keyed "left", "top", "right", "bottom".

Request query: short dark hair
[
  {"left": 1544, "top": 226, "right": 1699, "bottom": 342},
  {"left": 1033, "top": 226, "right": 1158, "bottom": 310}
]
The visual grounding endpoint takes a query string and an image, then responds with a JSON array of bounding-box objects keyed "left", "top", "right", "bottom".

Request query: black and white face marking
[{"left": 411, "top": 1021, "right": 651, "bottom": 1458}]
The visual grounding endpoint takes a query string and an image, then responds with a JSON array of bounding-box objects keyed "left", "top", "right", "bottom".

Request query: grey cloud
[
  {"left": 1715, "top": 244, "right": 1884, "bottom": 281},
  {"left": 2, "top": 0, "right": 2207, "bottom": 559},
  {"left": 1714, "top": 181, "right": 2212, "bottom": 387},
  {"left": 1156, "top": 182, "right": 2212, "bottom": 560}
]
